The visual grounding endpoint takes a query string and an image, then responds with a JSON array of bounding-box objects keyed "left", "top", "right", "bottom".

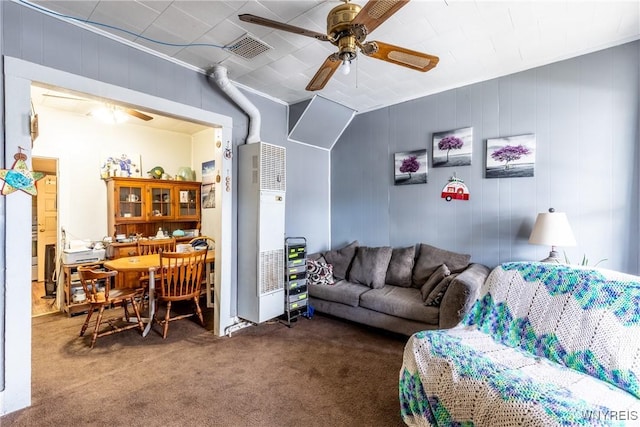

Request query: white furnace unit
[{"left": 238, "top": 142, "right": 286, "bottom": 323}]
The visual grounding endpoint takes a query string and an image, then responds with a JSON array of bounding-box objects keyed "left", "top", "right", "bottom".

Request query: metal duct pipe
[{"left": 209, "top": 65, "right": 261, "bottom": 144}]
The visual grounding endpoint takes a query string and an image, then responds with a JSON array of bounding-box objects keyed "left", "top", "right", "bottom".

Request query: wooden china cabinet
[{"left": 105, "top": 177, "right": 201, "bottom": 286}]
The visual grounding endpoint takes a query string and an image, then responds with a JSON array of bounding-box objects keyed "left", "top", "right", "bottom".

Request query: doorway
[
  {"left": 31, "top": 158, "right": 59, "bottom": 317},
  {"left": 3, "top": 57, "right": 234, "bottom": 415}
]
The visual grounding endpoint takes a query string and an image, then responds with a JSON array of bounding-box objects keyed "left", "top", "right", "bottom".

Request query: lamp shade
[{"left": 528, "top": 209, "right": 576, "bottom": 247}]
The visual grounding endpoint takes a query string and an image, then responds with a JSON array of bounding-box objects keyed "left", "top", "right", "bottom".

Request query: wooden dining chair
[
  {"left": 137, "top": 237, "right": 176, "bottom": 288},
  {"left": 77, "top": 266, "right": 145, "bottom": 348},
  {"left": 153, "top": 249, "right": 208, "bottom": 339},
  {"left": 189, "top": 236, "right": 215, "bottom": 297},
  {"left": 137, "top": 237, "right": 176, "bottom": 256}
]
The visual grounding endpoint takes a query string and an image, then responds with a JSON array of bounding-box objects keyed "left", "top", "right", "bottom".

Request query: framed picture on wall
[
  {"left": 394, "top": 149, "right": 428, "bottom": 185},
  {"left": 201, "top": 160, "right": 216, "bottom": 209},
  {"left": 432, "top": 127, "right": 473, "bottom": 167},
  {"left": 485, "top": 134, "right": 536, "bottom": 178}
]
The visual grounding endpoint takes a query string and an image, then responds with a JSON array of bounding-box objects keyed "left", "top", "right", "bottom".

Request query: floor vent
[{"left": 226, "top": 34, "right": 272, "bottom": 59}]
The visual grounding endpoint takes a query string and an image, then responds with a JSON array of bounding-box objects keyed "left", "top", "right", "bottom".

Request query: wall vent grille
[
  {"left": 259, "top": 249, "right": 284, "bottom": 295},
  {"left": 260, "top": 143, "right": 286, "bottom": 191},
  {"left": 226, "top": 34, "right": 272, "bottom": 59}
]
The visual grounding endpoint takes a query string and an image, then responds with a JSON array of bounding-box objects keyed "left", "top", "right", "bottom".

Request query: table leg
[{"left": 143, "top": 267, "right": 156, "bottom": 337}]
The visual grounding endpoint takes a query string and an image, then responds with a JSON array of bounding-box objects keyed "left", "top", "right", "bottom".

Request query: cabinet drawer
[
  {"left": 287, "top": 279, "right": 307, "bottom": 290},
  {"left": 288, "top": 284, "right": 307, "bottom": 295},
  {"left": 286, "top": 258, "right": 306, "bottom": 268},
  {"left": 286, "top": 298, "right": 308, "bottom": 311},
  {"left": 287, "top": 292, "right": 307, "bottom": 303}
]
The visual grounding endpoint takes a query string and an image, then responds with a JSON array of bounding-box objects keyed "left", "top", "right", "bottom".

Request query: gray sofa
[{"left": 307, "top": 241, "right": 490, "bottom": 336}]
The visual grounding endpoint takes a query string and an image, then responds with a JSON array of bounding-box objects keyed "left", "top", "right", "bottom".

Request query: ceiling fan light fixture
[
  {"left": 340, "top": 57, "right": 351, "bottom": 75},
  {"left": 91, "top": 106, "right": 129, "bottom": 125}
]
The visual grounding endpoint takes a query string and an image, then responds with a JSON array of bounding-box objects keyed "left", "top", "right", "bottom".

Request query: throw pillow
[
  {"left": 306, "top": 259, "right": 335, "bottom": 285},
  {"left": 323, "top": 240, "right": 359, "bottom": 281},
  {"left": 349, "top": 246, "right": 393, "bottom": 289},
  {"left": 385, "top": 246, "right": 415, "bottom": 287},
  {"left": 420, "top": 264, "right": 450, "bottom": 301},
  {"left": 425, "top": 273, "right": 458, "bottom": 307},
  {"left": 412, "top": 243, "right": 470, "bottom": 287}
]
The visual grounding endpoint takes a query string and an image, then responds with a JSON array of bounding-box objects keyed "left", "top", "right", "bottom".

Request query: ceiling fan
[
  {"left": 41, "top": 93, "right": 153, "bottom": 121},
  {"left": 239, "top": 0, "right": 439, "bottom": 91}
]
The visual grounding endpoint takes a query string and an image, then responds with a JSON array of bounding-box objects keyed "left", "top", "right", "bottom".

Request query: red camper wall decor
[{"left": 441, "top": 175, "right": 469, "bottom": 202}]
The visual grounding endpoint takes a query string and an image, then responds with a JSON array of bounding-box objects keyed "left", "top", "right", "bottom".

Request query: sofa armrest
[{"left": 438, "top": 263, "right": 490, "bottom": 329}]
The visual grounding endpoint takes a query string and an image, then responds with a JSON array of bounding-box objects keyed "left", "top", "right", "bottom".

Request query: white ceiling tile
[
  {"left": 261, "top": 31, "right": 306, "bottom": 56},
  {"left": 149, "top": 4, "right": 211, "bottom": 42},
  {"left": 32, "top": 0, "right": 99, "bottom": 19},
  {"left": 137, "top": 1, "right": 172, "bottom": 15},
  {"left": 267, "top": 54, "right": 310, "bottom": 75},
  {"left": 172, "top": 1, "right": 237, "bottom": 26},
  {"left": 174, "top": 46, "right": 231, "bottom": 70},
  {"left": 205, "top": 19, "right": 248, "bottom": 47},
  {"left": 259, "top": 0, "right": 322, "bottom": 22},
  {"left": 91, "top": 1, "right": 160, "bottom": 34}
]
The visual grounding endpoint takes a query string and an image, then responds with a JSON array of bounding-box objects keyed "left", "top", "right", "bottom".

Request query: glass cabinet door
[
  {"left": 149, "top": 185, "right": 173, "bottom": 219},
  {"left": 117, "top": 184, "right": 144, "bottom": 220},
  {"left": 177, "top": 185, "right": 200, "bottom": 219}
]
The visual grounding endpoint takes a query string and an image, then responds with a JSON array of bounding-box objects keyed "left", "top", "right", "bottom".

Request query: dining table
[{"left": 103, "top": 250, "right": 215, "bottom": 337}]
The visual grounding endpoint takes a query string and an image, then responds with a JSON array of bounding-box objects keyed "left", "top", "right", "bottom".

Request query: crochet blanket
[{"left": 400, "top": 262, "right": 640, "bottom": 426}]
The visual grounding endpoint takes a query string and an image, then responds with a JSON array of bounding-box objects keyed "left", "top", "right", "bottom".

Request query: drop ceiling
[{"left": 25, "top": 0, "right": 640, "bottom": 114}]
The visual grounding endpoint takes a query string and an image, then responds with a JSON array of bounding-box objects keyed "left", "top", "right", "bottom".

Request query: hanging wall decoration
[
  {"left": 201, "top": 160, "right": 216, "bottom": 209},
  {"left": 432, "top": 127, "right": 473, "bottom": 167},
  {"left": 485, "top": 134, "right": 536, "bottom": 178},
  {"left": 0, "top": 148, "right": 45, "bottom": 196},
  {"left": 441, "top": 174, "right": 470, "bottom": 202},
  {"left": 394, "top": 149, "right": 428, "bottom": 185}
]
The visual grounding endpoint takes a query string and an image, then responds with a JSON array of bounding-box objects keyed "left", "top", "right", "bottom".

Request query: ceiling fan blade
[
  {"left": 361, "top": 41, "right": 439, "bottom": 72},
  {"left": 239, "top": 14, "right": 329, "bottom": 41},
  {"left": 42, "top": 93, "right": 88, "bottom": 102},
  {"left": 125, "top": 108, "right": 153, "bottom": 121},
  {"left": 306, "top": 54, "right": 341, "bottom": 91},
  {"left": 351, "top": 0, "right": 409, "bottom": 34}
]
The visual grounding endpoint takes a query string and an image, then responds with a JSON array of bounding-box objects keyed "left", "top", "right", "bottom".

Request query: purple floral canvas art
[
  {"left": 432, "top": 127, "right": 473, "bottom": 167},
  {"left": 486, "top": 134, "right": 536, "bottom": 178},
  {"left": 394, "top": 149, "right": 427, "bottom": 185}
]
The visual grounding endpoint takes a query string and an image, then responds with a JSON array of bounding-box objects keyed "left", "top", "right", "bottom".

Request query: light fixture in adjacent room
[
  {"left": 528, "top": 208, "right": 576, "bottom": 263},
  {"left": 90, "top": 105, "right": 129, "bottom": 124}
]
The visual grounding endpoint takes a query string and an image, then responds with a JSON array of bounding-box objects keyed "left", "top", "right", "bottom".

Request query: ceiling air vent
[{"left": 226, "top": 34, "right": 272, "bottom": 60}]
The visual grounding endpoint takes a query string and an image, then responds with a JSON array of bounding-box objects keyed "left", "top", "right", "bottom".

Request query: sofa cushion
[
  {"left": 307, "top": 279, "right": 370, "bottom": 307},
  {"left": 349, "top": 246, "right": 393, "bottom": 289},
  {"left": 359, "top": 285, "right": 439, "bottom": 325},
  {"left": 425, "top": 273, "right": 458, "bottom": 306},
  {"left": 307, "top": 259, "right": 335, "bottom": 286},
  {"left": 323, "top": 240, "right": 359, "bottom": 281},
  {"left": 420, "top": 264, "right": 450, "bottom": 301},
  {"left": 412, "top": 243, "right": 470, "bottom": 287},
  {"left": 385, "top": 246, "right": 415, "bottom": 287}
]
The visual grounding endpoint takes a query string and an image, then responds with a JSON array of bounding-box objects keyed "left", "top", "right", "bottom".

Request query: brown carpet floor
[{"left": 1, "top": 306, "right": 408, "bottom": 426}]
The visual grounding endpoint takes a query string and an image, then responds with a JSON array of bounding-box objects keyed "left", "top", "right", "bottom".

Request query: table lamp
[{"left": 528, "top": 208, "right": 576, "bottom": 263}]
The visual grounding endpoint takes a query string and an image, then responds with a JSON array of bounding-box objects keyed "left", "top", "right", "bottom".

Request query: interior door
[{"left": 36, "top": 174, "right": 58, "bottom": 282}]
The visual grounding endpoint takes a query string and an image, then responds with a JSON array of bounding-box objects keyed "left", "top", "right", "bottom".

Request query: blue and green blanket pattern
[{"left": 400, "top": 262, "right": 640, "bottom": 426}]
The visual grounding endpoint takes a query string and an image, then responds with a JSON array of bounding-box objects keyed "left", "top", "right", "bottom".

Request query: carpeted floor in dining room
[{"left": 1, "top": 306, "right": 409, "bottom": 427}]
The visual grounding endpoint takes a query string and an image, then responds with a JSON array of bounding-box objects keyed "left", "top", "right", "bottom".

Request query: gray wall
[{"left": 332, "top": 41, "right": 640, "bottom": 275}]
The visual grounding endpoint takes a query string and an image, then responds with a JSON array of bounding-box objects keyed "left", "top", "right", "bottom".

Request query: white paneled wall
[{"left": 32, "top": 106, "right": 193, "bottom": 241}]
